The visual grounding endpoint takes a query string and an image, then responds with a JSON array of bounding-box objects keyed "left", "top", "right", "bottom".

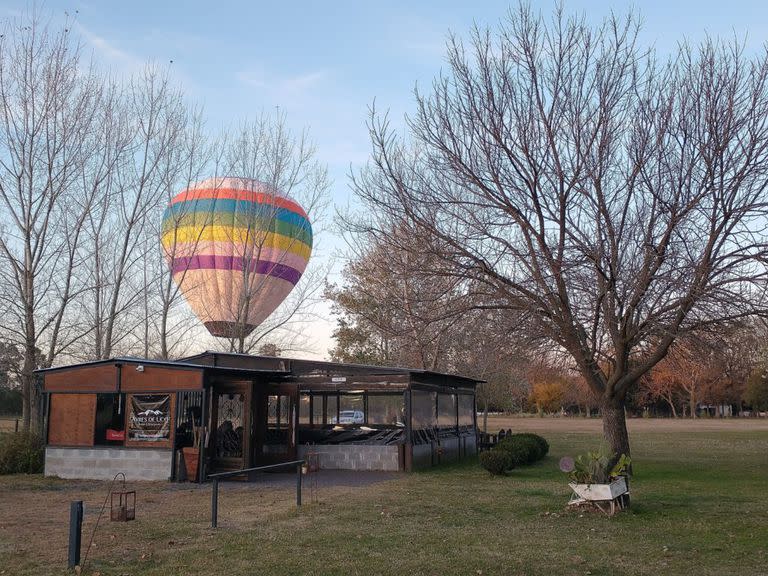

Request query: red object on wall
[{"left": 106, "top": 429, "right": 125, "bottom": 441}]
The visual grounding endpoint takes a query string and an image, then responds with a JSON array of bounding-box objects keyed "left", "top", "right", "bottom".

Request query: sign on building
[{"left": 128, "top": 394, "right": 171, "bottom": 441}]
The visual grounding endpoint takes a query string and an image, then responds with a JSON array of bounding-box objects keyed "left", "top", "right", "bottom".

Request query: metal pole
[
  {"left": 211, "top": 478, "right": 219, "bottom": 528},
  {"left": 296, "top": 463, "right": 302, "bottom": 506},
  {"left": 67, "top": 500, "right": 83, "bottom": 569},
  {"left": 404, "top": 389, "right": 413, "bottom": 472}
]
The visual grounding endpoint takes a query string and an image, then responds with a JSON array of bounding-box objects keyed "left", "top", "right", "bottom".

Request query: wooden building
[{"left": 38, "top": 353, "right": 481, "bottom": 481}]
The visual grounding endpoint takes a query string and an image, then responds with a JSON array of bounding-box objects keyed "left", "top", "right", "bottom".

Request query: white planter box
[{"left": 568, "top": 476, "right": 628, "bottom": 501}]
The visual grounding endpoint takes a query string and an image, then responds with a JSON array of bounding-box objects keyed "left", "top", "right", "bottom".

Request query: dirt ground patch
[
  {"left": 0, "top": 471, "right": 398, "bottom": 575},
  {"left": 0, "top": 417, "right": 21, "bottom": 433}
]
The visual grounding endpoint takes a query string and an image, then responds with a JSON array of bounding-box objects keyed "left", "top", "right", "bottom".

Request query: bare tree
[
  {"left": 150, "top": 102, "right": 211, "bottom": 360},
  {"left": 351, "top": 5, "right": 768, "bottom": 459},
  {"left": 208, "top": 112, "right": 329, "bottom": 354},
  {"left": 640, "top": 323, "right": 762, "bottom": 416},
  {"left": 232, "top": 257, "right": 331, "bottom": 355},
  {"left": 0, "top": 14, "right": 106, "bottom": 430},
  {"left": 329, "top": 226, "right": 530, "bottom": 434},
  {"left": 641, "top": 337, "right": 721, "bottom": 418},
  {"left": 79, "top": 66, "right": 204, "bottom": 360},
  {"left": 327, "top": 227, "right": 472, "bottom": 369},
  {"left": 640, "top": 363, "right": 683, "bottom": 417}
]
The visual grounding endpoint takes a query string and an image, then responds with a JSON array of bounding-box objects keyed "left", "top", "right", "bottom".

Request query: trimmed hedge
[
  {"left": 514, "top": 433, "right": 549, "bottom": 458},
  {"left": 0, "top": 432, "right": 44, "bottom": 474},
  {"left": 497, "top": 436, "right": 537, "bottom": 465},
  {"left": 480, "top": 432, "right": 549, "bottom": 475},
  {"left": 479, "top": 449, "right": 514, "bottom": 475}
]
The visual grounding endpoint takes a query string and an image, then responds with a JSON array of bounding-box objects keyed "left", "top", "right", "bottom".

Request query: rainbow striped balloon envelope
[{"left": 161, "top": 177, "right": 312, "bottom": 338}]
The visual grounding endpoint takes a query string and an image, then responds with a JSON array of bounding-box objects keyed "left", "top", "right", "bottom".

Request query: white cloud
[
  {"left": 237, "top": 67, "right": 328, "bottom": 103},
  {"left": 387, "top": 13, "right": 450, "bottom": 63},
  {"left": 74, "top": 21, "right": 144, "bottom": 75}
]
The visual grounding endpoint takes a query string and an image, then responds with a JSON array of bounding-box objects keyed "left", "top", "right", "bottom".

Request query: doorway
[
  {"left": 209, "top": 381, "right": 251, "bottom": 474},
  {"left": 254, "top": 385, "right": 297, "bottom": 464}
]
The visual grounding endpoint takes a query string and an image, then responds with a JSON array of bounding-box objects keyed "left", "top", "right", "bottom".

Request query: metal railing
[{"left": 208, "top": 460, "right": 305, "bottom": 528}]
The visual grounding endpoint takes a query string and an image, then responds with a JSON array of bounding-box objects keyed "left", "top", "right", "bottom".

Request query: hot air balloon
[{"left": 161, "top": 177, "right": 312, "bottom": 338}]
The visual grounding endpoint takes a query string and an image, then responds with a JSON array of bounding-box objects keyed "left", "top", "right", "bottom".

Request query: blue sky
[{"left": 4, "top": 0, "right": 768, "bottom": 358}]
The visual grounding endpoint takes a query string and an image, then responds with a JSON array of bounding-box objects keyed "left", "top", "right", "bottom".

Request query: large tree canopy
[{"left": 351, "top": 5, "right": 768, "bottom": 458}]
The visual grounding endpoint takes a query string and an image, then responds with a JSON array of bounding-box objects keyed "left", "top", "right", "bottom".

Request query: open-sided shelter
[{"left": 38, "top": 353, "right": 481, "bottom": 481}]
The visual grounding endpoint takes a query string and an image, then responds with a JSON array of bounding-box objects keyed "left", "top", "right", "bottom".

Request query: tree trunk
[
  {"left": 21, "top": 372, "right": 31, "bottom": 432},
  {"left": 601, "top": 397, "right": 632, "bottom": 508},
  {"left": 690, "top": 389, "right": 696, "bottom": 419},
  {"left": 601, "top": 399, "right": 631, "bottom": 459},
  {"left": 160, "top": 274, "right": 172, "bottom": 360},
  {"left": 22, "top": 338, "right": 38, "bottom": 432},
  {"left": 666, "top": 395, "right": 678, "bottom": 418},
  {"left": 143, "top": 261, "right": 149, "bottom": 359},
  {"left": 160, "top": 306, "right": 169, "bottom": 360},
  {"left": 22, "top": 262, "right": 36, "bottom": 432}
]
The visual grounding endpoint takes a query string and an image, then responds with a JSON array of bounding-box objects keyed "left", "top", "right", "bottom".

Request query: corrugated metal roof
[
  {"left": 35, "top": 356, "right": 289, "bottom": 375},
  {"left": 36, "top": 352, "right": 484, "bottom": 384},
  {"left": 180, "top": 351, "right": 485, "bottom": 384}
]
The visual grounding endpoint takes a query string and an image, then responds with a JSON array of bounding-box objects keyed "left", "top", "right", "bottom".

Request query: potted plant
[
  {"left": 560, "top": 449, "right": 631, "bottom": 514},
  {"left": 182, "top": 425, "right": 203, "bottom": 482}
]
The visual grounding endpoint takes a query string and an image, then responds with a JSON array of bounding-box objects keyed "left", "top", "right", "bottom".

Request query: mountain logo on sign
[{"left": 138, "top": 409, "right": 163, "bottom": 416}]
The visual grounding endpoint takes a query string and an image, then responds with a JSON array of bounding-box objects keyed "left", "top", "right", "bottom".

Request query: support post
[
  {"left": 296, "top": 462, "right": 302, "bottom": 506},
  {"left": 404, "top": 389, "right": 413, "bottom": 472},
  {"left": 211, "top": 478, "right": 219, "bottom": 529},
  {"left": 67, "top": 500, "right": 83, "bottom": 569}
]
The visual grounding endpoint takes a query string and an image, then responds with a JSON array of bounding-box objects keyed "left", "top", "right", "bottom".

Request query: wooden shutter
[{"left": 48, "top": 394, "right": 96, "bottom": 446}]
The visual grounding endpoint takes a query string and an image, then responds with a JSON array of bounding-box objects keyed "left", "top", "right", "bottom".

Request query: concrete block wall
[
  {"left": 299, "top": 444, "right": 401, "bottom": 472},
  {"left": 45, "top": 447, "right": 173, "bottom": 481}
]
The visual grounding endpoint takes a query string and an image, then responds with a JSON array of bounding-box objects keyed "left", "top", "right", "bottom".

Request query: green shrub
[
  {"left": 481, "top": 433, "right": 550, "bottom": 474},
  {"left": 497, "top": 436, "right": 538, "bottom": 465},
  {"left": 0, "top": 432, "right": 44, "bottom": 474},
  {"left": 513, "top": 433, "right": 549, "bottom": 458},
  {"left": 479, "top": 449, "right": 514, "bottom": 475}
]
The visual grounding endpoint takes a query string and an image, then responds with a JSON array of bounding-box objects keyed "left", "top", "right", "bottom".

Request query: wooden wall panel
[
  {"left": 48, "top": 394, "right": 96, "bottom": 446},
  {"left": 44, "top": 364, "right": 117, "bottom": 392},
  {"left": 120, "top": 365, "right": 202, "bottom": 392}
]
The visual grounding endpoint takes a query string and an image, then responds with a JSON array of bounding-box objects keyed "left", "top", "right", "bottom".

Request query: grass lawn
[{"left": 1, "top": 418, "right": 767, "bottom": 575}]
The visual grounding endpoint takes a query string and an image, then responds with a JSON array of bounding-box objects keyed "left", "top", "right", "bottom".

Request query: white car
[{"left": 331, "top": 410, "right": 364, "bottom": 424}]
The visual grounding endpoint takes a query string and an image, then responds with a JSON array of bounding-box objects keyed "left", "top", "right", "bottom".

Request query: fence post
[
  {"left": 68, "top": 500, "right": 83, "bottom": 569},
  {"left": 296, "top": 462, "right": 302, "bottom": 506},
  {"left": 15, "top": 419, "right": 19, "bottom": 433},
  {"left": 211, "top": 478, "right": 219, "bottom": 529}
]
